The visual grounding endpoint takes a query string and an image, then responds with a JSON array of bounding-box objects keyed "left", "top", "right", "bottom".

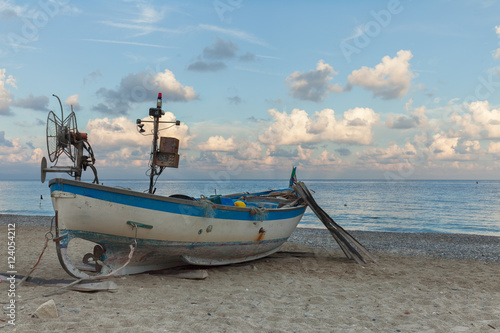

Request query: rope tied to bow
[
  {"left": 250, "top": 207, "right": 268, "bottom": 222},
  {"left": 198, "top": 196, "right": 216, "bottom": 218}
]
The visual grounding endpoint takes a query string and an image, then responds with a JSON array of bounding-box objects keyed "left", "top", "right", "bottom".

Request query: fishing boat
[{"left": 41, "top": 94, "right": 308, "bottom": 278}]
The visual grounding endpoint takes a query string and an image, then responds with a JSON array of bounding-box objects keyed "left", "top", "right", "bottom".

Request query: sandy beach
[{"left": 1, "top": 216, "right": 499, "bottom": 332}]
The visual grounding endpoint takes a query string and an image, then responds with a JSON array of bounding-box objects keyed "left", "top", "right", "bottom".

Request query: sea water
[{"left": 1, "top": 179, "right": 499, "bottom": 236}]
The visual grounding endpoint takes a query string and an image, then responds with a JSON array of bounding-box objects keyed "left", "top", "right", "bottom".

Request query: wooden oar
[{"left": 293, "top": 181, "right": 376, "bottom": 264}]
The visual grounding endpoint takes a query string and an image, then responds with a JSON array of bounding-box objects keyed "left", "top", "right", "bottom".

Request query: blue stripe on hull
[{"left": 49, "top": 179, "right": 306, "bottom": 221}]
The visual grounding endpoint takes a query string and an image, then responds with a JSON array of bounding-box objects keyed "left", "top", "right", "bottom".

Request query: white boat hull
[{"left": 49, "top": 178, "right": 307, "bottom": 278}]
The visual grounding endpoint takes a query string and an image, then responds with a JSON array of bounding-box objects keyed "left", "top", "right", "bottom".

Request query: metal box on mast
[{"left": 155, "top": 137, "right": 179, "bottom": 168}]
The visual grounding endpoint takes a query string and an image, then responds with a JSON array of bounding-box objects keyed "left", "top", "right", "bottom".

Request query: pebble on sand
[{"left": 33, "top": 299, "right": 58, "bottom": 319}]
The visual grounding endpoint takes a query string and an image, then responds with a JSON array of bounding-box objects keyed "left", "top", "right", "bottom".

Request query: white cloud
[
  {"left": 133, "top": 4, "right": 164, "bottom": 24},
  {"left": 198, "top": 24, "right": 268, "bottom": 47},
  {"left": 488, "top": 141, "right": 500, "bottom": 154},
  {"left": 258, "top": 107, "right": 379, "bottom": 146},
  {"left": 429, "top": 134, "right": 458, "bottom": 159},
  {"left": 154, "top": 70, "right": 197, "bottom": 102},
  {"left": 494, "top": 48, "right": 500, "bottom": 59},
  {"left": 65, "top": 94, "right": 80, "bottom": 111},
  {"left": 493, "top": 25, "right": 500, "bottom": 59},
  {"left": 405, "top": 98, "right": 413, "bottom": 112},
  {"left": 85, "top": 113, "right": 193, "bottom": 167},
  {"left": 0, "top": 68, "right": 16, "bottom": 115},
  {"left": 0, "top": 131, "right": 43, "bottom": 167},
  {"left": 94, "top": 69, "right": 197, "bottom": 115},
  {"left": 450, "top": 101, "right": 500, "bottom": 139},
  {"left": 321, "top": 107, "right": 379, "bottom": 144},
  {"left": 0, "top": 0, "right": 79, "bottom": 21},
  {"left": 149, "top": 111, "right": 194, "bottom": 149},
  {"left": 286, "top": 60, "right": 342, "bottom": 102},
  {"left": 348, "top": 50, "right": 415, "bottom": 99},
  {"left": 234, "top": 141, "right": 262, "bottom": 160},
  {"left": 98, "top": 4, "right": 177, "bottom": 37},
  {"left": 427, "top": 133, "right": 482, "bottom": 161},
  {"left": 454, "top": 139, "right": 481, "bottom": 155},
  {"left": 297, "top": 145, "right": 313, "bottom": 160},
  {"left": 259, "top": 109, "right": 312, "bottom": 146},
  {"left": 0, "top": 1, "right": 27, "bottom": 18},
  {"left": 355, "top": 133, "right": 483, "bottom": 177},
  {"left": 99, "top": 20, "right": 181, "bottom": 36},
  {"left": 469, "top": 101, "right": 500, "bottom": 126},
  {"left": 386, "top": 105, "right": 428, "bottom": 129},
  {"left": 86, "top": 117, "right": 148, "bottom": 152},
  {"left": 0, "top": 137, "right": 24, "bottom": 163},
  {"left": 83, "top": 39, "right": 172, "bottom": 49},
  {"left": 309, "top": 149, "right": 341, "bottom": 166},
  {"left": 198, "top": 136, "right": 237, "bottom": 152},
  {"left": 30, "top": 147, "right": 44, "bottom": 163},
  {"left": 5, "top": 74, "right": 16, "bottom": 88},
  {"left": 357, "top": 142, "right": 418, "bottom": 167}
]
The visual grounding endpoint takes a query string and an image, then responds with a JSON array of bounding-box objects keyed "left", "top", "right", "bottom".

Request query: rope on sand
[{"left": 18, "top": 217, "right": 55, "bottom": 287}]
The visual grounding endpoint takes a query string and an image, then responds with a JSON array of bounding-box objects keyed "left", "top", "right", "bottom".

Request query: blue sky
[{"left": 1, "top": 0, "right": 500, "bottom": 181}]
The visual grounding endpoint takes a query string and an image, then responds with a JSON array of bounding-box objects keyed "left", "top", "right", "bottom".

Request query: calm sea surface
[{"left": 1, "top": 179, "right": 499, "bottom": 236}]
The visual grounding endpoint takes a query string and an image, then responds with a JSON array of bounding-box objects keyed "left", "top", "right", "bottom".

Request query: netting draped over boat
[{"left": 198, "top": 197, "right": 216, "bottom": 218}]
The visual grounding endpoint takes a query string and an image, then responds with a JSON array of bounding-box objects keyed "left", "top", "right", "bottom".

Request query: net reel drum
[{"left": 41, "top": 94, "right": 98, "bottom": 183}]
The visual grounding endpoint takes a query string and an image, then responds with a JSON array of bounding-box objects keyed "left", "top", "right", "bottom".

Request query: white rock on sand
[{"left": 33, "top": 299, "right": 58, "bottom": 319}]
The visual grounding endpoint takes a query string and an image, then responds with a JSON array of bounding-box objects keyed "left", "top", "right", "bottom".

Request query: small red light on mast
[{"left": 157, "top": 92, "right": 162, "bottom": 108}]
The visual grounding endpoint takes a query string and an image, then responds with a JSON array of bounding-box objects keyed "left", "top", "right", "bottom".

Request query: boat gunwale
[{"left": 48, "top": 178, "right": 306, "bottom": 213}]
